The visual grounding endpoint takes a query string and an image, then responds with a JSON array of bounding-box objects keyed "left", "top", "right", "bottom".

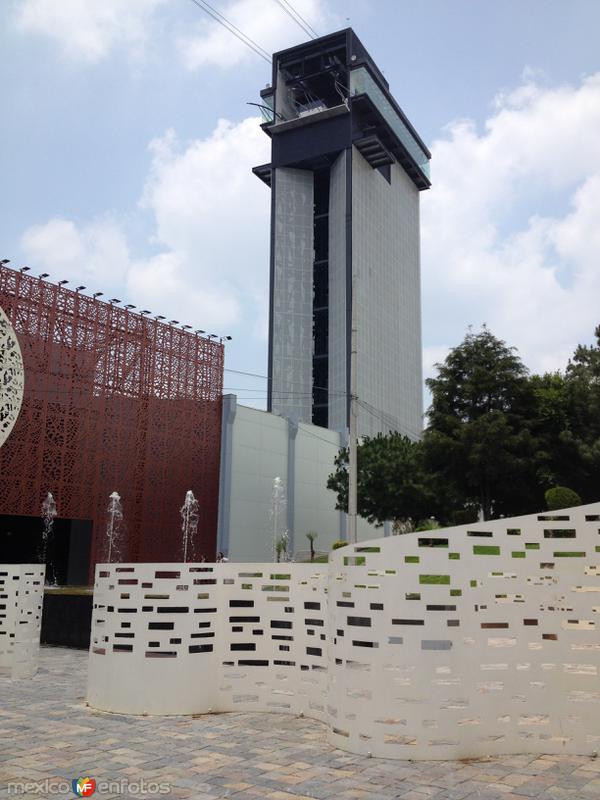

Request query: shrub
[
  {"left": 545, "top": 486, "right": 582, "bottom": 511},
  {"left": 392, "top": 518, "right": 414, "bottom": 534},
  {"left": 331, "top": 540, "right": 349, "bottom": 550},
  {"left": 415, "top": 518, "right": 441, "bottom": 531},
  {"left": 451, "top": 508, "right": 479, "bottom": 526}
]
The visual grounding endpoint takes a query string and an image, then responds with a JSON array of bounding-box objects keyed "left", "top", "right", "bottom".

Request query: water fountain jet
[
  {"left": 40, "top": 492, "right": 57, "bottom": 585},
  {"left": 180, "top": 490, "right": 199, "bottom": 562},
  {"left": 106, "top": 491, "right": 123, "bottom": 563}
]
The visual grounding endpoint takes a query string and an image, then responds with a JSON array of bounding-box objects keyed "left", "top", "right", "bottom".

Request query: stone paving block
[
  {"left": 1, "top": 648, "right": 598, "bottom": 800},
  {"left": 431, "top": 789, "right": 473, "bottom": 800}
]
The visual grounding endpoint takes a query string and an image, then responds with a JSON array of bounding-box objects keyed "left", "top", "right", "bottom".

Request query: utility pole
[{"left": 348, "top": 273, "right": 358, "bottom": 543}]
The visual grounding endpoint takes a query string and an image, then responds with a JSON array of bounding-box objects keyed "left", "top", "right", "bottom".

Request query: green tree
[
  {"left": 564, "top": 324, "right": 600, "bottom": 501},
  {"left": 327, "top": 432, "right": 433, "bottom": 526},
  {"left": 528, "top": 372, "right": 583, "bottom": 497},
  {"left": 424, "top": 327, "right": 537, "bottom": 520},
  {"left": 305, "top": 531, "right": 318, "bottom": 562}
]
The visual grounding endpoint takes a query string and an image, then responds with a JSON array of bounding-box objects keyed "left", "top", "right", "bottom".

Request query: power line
[
  {"left": 280, "top": 0, "right": 320, "bottom": 38},
  {"left": 224, "top": 367, "right": 269, "bottom": 380},
  {"left": 356, "top": 398, "right": 418, "bottom": 439},
  {"left": 296, "top": 425, "right": 342, "bottom": 448},
  {"left": 272, "top": 0, "right": 316, "bottom": 39},
  {"left": 223, "top": 383, "right": 348, "bottom": 398},
  {"left": 225, "top": 382, "right": 420, "bottom": 436},
  {"left": 187, "top": 0, "right": 271, "bottom": 63},
  {"left": 223, "top": 368, "right": 349, "bottom": 397}
]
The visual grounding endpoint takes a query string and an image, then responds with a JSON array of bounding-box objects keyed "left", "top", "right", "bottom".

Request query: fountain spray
[
  {"left": 41, "top": 492, "right": 57, "bottom": 585},
  {"left": 180, "top": 490, "right": 199, "bottom": 562}
]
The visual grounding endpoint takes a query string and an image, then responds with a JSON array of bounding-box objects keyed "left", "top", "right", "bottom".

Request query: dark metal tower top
[{"left": 253, "top": 28, "right": 431, "bottom": 190}]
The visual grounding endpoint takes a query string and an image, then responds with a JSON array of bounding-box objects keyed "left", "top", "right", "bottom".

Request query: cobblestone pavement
[{"left": 2, "top": 647, "right": 599, "bottom": 799}]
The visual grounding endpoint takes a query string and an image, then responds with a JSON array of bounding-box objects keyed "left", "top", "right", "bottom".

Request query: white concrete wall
[
  {"left": 0, "top": 564, "right": 45, "bottom": 678},
  {"left": 89, "top": 502, "right": 600, "bottom": 759},
  {"left": 218, "top": 401, "right": 384, "bottom": 561},
  {"left": 293, "top": 420, "right": 343, "bottom": 545},
  {"left": 226, "top": 405, "right": 288, "bottom": 562}
]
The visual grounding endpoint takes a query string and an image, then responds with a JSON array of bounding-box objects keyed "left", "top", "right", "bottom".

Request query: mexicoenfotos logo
[
  {"left": 8, "top": 777, "right": 170, "bottom": 795},
  {"left": 72, "top": 777, "right": 96, "bottom": 797}
]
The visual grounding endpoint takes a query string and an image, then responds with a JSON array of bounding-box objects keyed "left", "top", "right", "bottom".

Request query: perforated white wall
[
  {"left": 87, "top": 503, "right": 600, "bottom": 759},
  {"left": 328, "top": 502, "right": 600, "bottom": 758},
  {"left": 0, "top": 305, "right": 25, "bottom": 449},
  {"left": 0, "top": 565, "right": 45, "bottom": 679},
  {"left": 88, "top": 564, "right": 328, "bottom": 719}
]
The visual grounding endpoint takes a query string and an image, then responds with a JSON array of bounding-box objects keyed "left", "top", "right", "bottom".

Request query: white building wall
[
  {"left": 225, "top": 405, "right": 288, "bottom": 562},
  {"left": 293, "top": 421, "right": 344, "bottom": 547},
  {"left": 218, "top": 398, "right": 383, "bottom": 562}
]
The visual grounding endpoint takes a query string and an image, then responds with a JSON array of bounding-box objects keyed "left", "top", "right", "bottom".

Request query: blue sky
[{"left": 2, "top": 0, "right": 600, "bottom": 408}]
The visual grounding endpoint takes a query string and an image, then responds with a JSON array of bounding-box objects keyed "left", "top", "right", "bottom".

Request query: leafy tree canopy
[
  {"left": 424, "top": 327, "right": 537, "bottom": 520},
  {"left": 563, "top": 325, "right": 600, "bottom": 500},
  {"left": 326, "top": 324, "right": 600, "bottom": 528},
  {"left": 327, "top": 432, "right": 432, "bottom": 526}
]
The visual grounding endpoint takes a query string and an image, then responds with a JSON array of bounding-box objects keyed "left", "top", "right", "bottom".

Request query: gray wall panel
[
  {"left": 221, "top": 399, "right": 384, "bottom": 561},
  {"left": 351, "top": 148, "right": 423, "bottom": 439},
  {"left": 327, "top": 151, "right": 348, "bottom": 433},
  {"left": 271, "top": 167, "right": 314, "bottom": 423}
]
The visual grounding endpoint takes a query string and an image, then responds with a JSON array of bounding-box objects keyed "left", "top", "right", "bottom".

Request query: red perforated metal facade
[{"left": 0, "top": 266, "right": 223, "bottom": 577}]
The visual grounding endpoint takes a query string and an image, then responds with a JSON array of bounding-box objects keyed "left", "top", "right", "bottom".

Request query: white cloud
[
  {"left": 20, "top": 115, "right": 271, "bottom": 332},
  {"left": 127, "top": 251, "right": 241, "bottom": 331},
  {"left": 20, "top": 217, "right": 131, "bottom": 289},
  {"left": 180, "top": 0, "right": 333, "bottom": 70},
  {"left": 421, "top": 73, "right": 600, "bottom": 376},
  {"left": 142, "top": 119, "right": 269, "bottom": 284},
  {"left": 20, "top": 72, "right": 600, "bottom": 384},
  {"left": 136, "top": 116, "right": 271, "bottom": 329},
  {"left": 14, "top": 0, "right": 165, "bottom": 63}
]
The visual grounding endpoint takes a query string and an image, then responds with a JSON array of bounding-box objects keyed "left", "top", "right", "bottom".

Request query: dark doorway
[{"left": 0, "top": 514, "right": 92, "bottom": 585}]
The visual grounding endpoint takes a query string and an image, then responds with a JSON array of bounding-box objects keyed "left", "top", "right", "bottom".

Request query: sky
[{"left": 2, "top": 0, "right": 600, "bottom": 410}]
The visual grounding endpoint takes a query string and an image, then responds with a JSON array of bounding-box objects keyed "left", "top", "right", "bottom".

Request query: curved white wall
[
  {"left": 0, "top": 565, "right": 45, "bottom": 678},
  {"left": 0, "top": 305, "right": 25, "bottom": 448},
  {"left": 88, "top": 503, "right": 600, "bottom": 759},
  {"left": 87, "top": 564, "right": 328, "bottom": 719},
  {"left": 328, "top": 502, "right": 600, "bottom": 758}
]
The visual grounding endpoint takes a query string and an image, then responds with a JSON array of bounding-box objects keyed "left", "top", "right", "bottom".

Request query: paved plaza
[{"left": 2, "top": 647, "right": 599, "bottom": 800}]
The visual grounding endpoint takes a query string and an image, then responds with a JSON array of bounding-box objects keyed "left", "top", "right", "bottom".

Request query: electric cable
[
  {"left": 223, "top": 383, "right": 348, "bottom": 397},
  {"left": 187, "top": 0, "right": 271, "bottom": 63},
  {"left": 272, "top": 0, "right": 317, "bottom": 39},
  {"left": 280, "top": 0, "right": 320, "bottom": 38},
  {"left": 224, "top": 367, "right": 270, "bottom": 380}
]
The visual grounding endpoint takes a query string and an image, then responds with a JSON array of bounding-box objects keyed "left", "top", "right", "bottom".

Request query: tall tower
[{"left": 253, "top": 29, "right": 430, "bottom": 439}]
